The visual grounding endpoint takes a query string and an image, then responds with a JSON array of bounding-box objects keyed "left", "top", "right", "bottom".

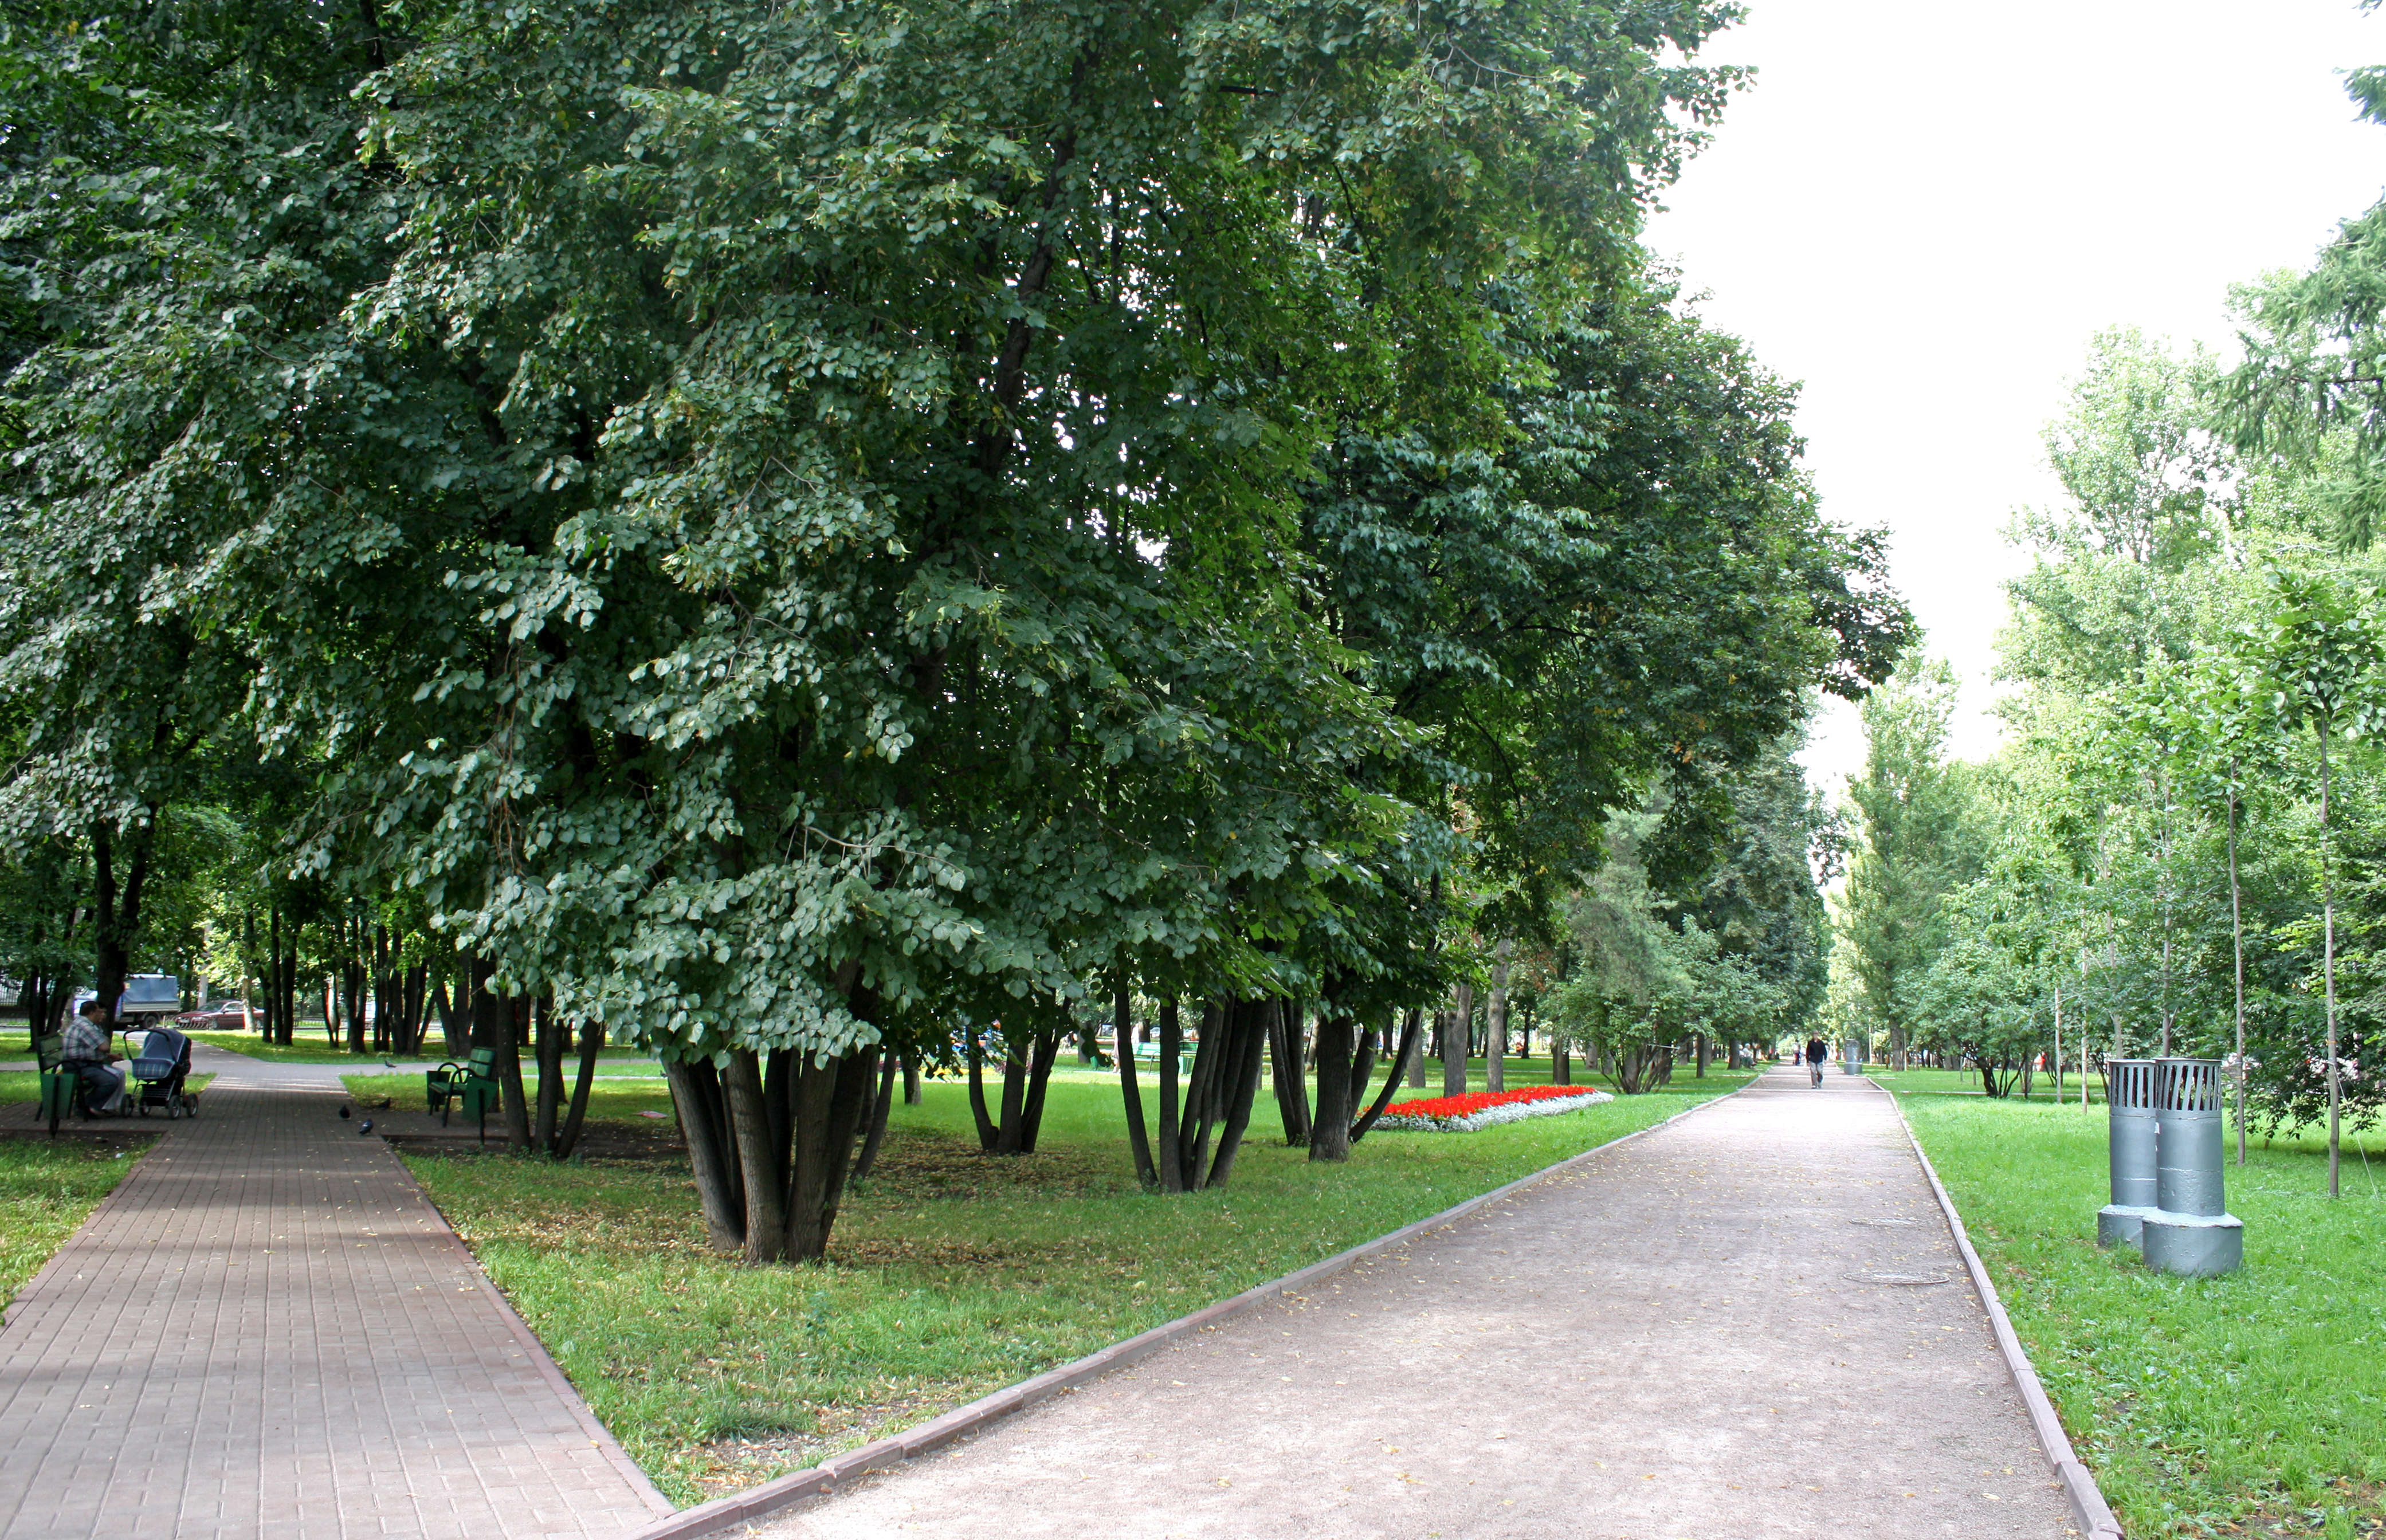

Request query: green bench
[
  {"left": 34, "top": 1032, "right": 94, "bottom": 1135},
  {"left": 426, "top": 1047, "right": 502, "bottom": 1142}
]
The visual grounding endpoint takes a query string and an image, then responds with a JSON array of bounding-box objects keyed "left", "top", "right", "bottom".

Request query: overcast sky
[{"left": 1641, "top": 0, "right": 2386, "bottom": 802}]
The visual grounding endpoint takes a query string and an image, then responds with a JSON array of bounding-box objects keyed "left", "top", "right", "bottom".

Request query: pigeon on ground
[
  {"left": 338, "top": 1105, "right": 350, "bottom": 1119},
  {"left": 359, "top": 1119, "right": 374, "bottom": 1134},
  {"left": 382, "top": 1059, "right": 397, "bottom": 1069}
]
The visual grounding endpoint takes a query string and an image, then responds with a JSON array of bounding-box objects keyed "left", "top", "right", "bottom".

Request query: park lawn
[
  {"left": 397, "top": 1062, "right": 1749, "bottom": 1505},
  {"left": 1898, "top": 1091, "right": 2386, "bottom": 1539},
  {"left": 1871, "top": 1066, "right": 2106, "bottom": 1103},
  {"left": 0, "top": 1137, "right": 148, "bottom": 1314},
  {"left": 193, "top": 1030, "right": 658, "bottom": 1066},
  {"left": 342, "top": 1073, "right": 676, "bottom": 1121},
  {"left": 0, "top": 1071, "right": 214, "bottom": 1106}
]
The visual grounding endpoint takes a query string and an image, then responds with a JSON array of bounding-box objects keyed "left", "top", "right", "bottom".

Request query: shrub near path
[
  {"left": 1900, "top": 1094, "right": 2386, "bottom": 1539},
  {"left": 396, "top": 1068, "right": 1748, "bottom": 1504}
]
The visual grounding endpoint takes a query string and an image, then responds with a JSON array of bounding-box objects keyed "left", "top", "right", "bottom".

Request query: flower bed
[{"left": 1371, "top": 1084, "right": 1612, "bottom": 1133}]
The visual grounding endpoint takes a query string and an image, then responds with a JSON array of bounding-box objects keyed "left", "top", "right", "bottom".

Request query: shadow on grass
[{"left": 400, "top": 1068, "right": 1749, "bottom": 1506}]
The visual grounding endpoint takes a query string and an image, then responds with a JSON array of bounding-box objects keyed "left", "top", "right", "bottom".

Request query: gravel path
[
  {"left": 756, "top": 1066, "right": 2078, "bottom": 1540},
  {"left": 0, "top": 1042, "right": 673, "bottom": 1540}
]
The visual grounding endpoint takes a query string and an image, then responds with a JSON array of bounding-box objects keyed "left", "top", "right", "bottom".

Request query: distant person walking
[{"left": 1805, "top": 1035, "right": 1827, "bottom": 1088}]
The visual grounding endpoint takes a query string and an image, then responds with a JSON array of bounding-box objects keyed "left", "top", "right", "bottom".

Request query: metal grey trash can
[
  {"left": 2097, "top": 1059, "right": 2159, "bottom": 1247},
  {"left": 1841, "top": 1039, "right": 1863, "bottom": 1075},
  {"left": 2140, "top": 1058, "right": 2244, "bottom": 1277}
]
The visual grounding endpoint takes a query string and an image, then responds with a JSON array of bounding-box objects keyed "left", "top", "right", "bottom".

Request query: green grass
[
  {"left": 342, "top": 1073, "right": 675, "bottom": 1120},
  {"left": 1871, "top": 1066, "right": 2107, "bottom": 1103},
  {"left": 0, "top": 1071, "right": 213, "bottom": 1106},
  {"left": 182, "top": 1030, "right": 657, "bottom": 1066},
  {"left": 0, "top": 1137, "right": 147, "bottom": 1313},
  {"left": 397, "top": 1060, "right": 1749, "bottom": 1504},
  {"left": 1898, "top": 1090, "right": 2386, "bottom": 1538}
]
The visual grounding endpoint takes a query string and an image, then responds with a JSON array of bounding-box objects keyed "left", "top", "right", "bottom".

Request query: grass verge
[
  {"left": 0, "top": 1071, "right": 214, "bottom": 1106},
  {"left": 0, "top": 1136, "right": 150, "bottom": 1314},
  {"left": 1870, "top": 1066, "right": 2107, "bottom": 1102},
  {"left": 398, "top": 1062, "right": 1748, "bottom": 1506},
  {"left": 192, "top": 1030, "right": 653, "bottom": 1064},
  {"left": 1898, "top": 1091, "right": 2386, "bottom": 1539}
]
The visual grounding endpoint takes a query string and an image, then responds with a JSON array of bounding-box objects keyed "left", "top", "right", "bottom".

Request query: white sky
[{"left": 1642, "top": 0, "right": 2386, "bottom": 800}]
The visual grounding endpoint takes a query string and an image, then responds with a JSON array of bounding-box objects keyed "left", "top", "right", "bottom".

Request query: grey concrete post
[
  {"left": 2140, "top": 1058, "right": 2244, "bottom": 1276},
  {"left": 2097, "top": 1059, "right": 2159, "bottom": 1247}
]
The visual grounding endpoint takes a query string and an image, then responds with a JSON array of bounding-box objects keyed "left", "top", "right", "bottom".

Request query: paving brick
[{"left": 0, "top": 1044, "right": 675, "bottom": 1539}]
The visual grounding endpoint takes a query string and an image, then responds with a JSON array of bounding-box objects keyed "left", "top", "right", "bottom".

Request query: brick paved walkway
[{"left": 0, "top": 1043, "right": 674, "bottom": 1540}]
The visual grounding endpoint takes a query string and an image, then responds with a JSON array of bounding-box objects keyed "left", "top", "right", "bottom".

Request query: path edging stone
[
  {"left": 1876, "top": 1082, "right": 2126, "bottom": 1540},
  {"left": 617, "top": 1076, "right": 1763, "bottom": 1540}
]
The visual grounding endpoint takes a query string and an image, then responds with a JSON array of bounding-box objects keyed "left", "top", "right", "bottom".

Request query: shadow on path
[{"left": 0, "top": 1042, "right": 673, "bottom": 1540}]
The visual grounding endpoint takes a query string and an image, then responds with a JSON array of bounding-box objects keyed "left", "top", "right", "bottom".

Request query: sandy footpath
[{"left": 751, "top": 1066, "right": 2077, "bottom": 1540}]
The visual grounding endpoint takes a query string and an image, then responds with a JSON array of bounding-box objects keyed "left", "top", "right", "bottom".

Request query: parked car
[{"left": 176, "top": 1000, "right": 253, "bottom": 1031}]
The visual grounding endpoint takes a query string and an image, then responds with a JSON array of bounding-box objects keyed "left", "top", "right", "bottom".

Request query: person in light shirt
[{"left": 60, "top": 999, "right": 128, "bottom": 1115}]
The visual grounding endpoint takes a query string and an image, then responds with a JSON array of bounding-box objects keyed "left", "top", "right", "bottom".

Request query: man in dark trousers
[
  {"left": 61, "top": 999, "right": 128, "bottom": 1114},
  {"left": 1804, "top": 1034, "right": 1828, "bottom": 1087}
]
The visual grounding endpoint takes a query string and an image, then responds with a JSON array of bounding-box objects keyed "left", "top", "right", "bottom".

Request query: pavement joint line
[
  {"left": 617, "top": 1073, "right": 1768, "bottom": 1540},
  {"left": 1873, "top": 1075, "right": 2126, "bottom": 1540}
]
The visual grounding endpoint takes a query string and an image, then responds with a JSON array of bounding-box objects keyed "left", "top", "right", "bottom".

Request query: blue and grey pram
[{"left": 127, "top": 1027, "right": 199, "bottom": 1118}]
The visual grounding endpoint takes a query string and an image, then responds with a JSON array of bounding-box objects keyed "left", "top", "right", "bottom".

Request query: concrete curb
[
  {"left": 1875, "top": 1081, "right": 2126, "bottom": 1540},
  {"left": 617, "top": 1074, "right": 1765, "bottom": 1540}
]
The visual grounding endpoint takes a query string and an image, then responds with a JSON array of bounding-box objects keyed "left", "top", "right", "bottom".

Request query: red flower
[{"left": 1382, "top": 1085, "right": 1596, "bottom": 1119}]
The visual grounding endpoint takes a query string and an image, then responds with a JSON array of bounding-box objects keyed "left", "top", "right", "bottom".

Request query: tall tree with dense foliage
[
  {"left": 8, "top": 0, "right": 1873, "bottom": 1258},
  {"left": 1835, "top": 656, "right": 1980, "bottom": 1067}
]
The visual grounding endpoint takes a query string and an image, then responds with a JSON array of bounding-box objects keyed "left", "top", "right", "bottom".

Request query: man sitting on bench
[{"left": 61, "top": 1000, "right": 128, "bottom": 1116}]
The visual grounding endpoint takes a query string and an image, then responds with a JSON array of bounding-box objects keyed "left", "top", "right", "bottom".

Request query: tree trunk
[
  {"left": 1694, "top": 1032, "right": 1709, "bottom": 1078},
  {"left": 1157, "top": 997, "right": 1185, "bottom": 1192},
  {"left": 534, "top": 995, "right": 564, "bottom": 1150},
  {"left": 784, "top": 1042, "right": 879, "bottom": 1262},
  {"left": 723, "top": 1049, "right": 788, "bottom": 1263},
  {"left": 1309, "top": 1008, "right": 1358, "bottom": 1163},
  {"left": 554, "top": 1016, "right": 604, "bottom": 1160},
  {"left": 403, "top": 962, "right": 427, "bottom": 1055},
  {"left": 432, "top": 975, "right": 465, "bottom": 1056},
  {"left": 1443, "top": 984, "right": 1473, "bottom": 1098},
  {"left": 851, "top": 1053, "right": 899, "bottom": 1184},
  {"left": 91, "top": 819, "right": 156, "bottom": 1015},
  {"left": 664, "top": 1058, "right": 744, "bottom": 1250},
  {"left": 344, "top": 921, "right": 367, "bottom": 1052},
  {"left": 1270, "top": 998, "right": 1312, "bottom": 1147},
  {"left": 1015, "top": 1029, "right": 1061, "bottom": 1154},
  {"left": 1351, "top": 1010, "right": 1426, "bottom": 1147},
  {"left": 901, "top": 1052, "right": 922, "bottom": 1106},
  {"left": 2322, "top": 718, "right": 2341, "bottom": 1199},
  {"left": 499, "top": 995, "right": 534, "bottom": 1146},
  {"left": 966, "top": 1030, "right": 998, "bottom": 1151},
  {"left": 1486, "top": 941, "right": 1510, "bottom": 1095},
  {"left": 1202, "top": 999, "right": 1273, "bottom": 1190},
  {"left": 1119, "top": 980, "right": 1158, "bottom": 1187}
]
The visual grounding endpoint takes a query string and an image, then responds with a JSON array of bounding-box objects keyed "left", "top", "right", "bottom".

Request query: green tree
[
  {"left": 1835, "top": 656, "right": 1981, "bottom": 1067},
  {"left": 2254, "top": 568, "right": 2385, "bottom": 1197}
]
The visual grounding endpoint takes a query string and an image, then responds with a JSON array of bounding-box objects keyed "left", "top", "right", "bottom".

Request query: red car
[{"left": 175, "top": 1000, "right": 254, "bottom": 1031}]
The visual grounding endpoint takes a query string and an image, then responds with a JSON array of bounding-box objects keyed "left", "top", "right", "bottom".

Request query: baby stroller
[{"left": 127, "top": 1026, "right": 199, "bottom": 1119}]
